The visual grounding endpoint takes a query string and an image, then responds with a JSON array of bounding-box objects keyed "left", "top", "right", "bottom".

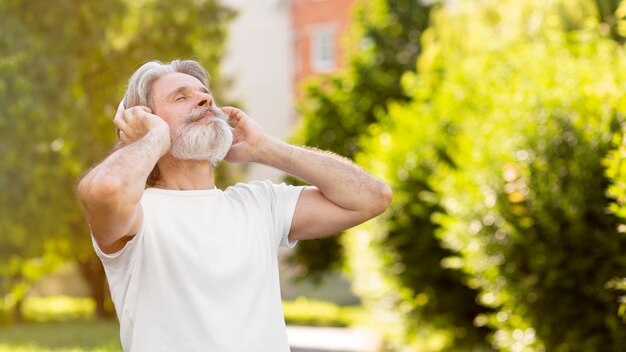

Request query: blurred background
[{"left": 2, "top": 0, "right": 626, "bottom": 351}]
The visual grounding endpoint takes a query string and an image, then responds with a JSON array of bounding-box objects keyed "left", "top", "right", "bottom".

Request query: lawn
[
  {"left": 0, "top": 320, "right": 121, "bottom": 352},
  {"left": 0, "top": 296, "right": 363, "bottom": 351}
]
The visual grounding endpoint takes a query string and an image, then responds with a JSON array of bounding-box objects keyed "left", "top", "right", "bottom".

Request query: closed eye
[{"left": 175, "top": 95, "right": 187, "bottom": 101}]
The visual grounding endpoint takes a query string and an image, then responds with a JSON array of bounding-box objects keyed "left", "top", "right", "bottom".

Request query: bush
[
  {"left": 359, "top": 0, "right": 626, "bottom": 350},
  {"left": 603, "top": 105, "right": 626, "bottom": 324}
]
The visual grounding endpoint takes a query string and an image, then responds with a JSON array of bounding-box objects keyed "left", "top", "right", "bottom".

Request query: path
[{"left": 288, "top": 325, "right": 381, "bottom": 352}]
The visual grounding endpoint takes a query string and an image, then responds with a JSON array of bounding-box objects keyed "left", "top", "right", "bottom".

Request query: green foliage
[
  {"left": 360, "top": 0, "right": 626, "bottom": 350},
  {"left": 289, "top": 0, "right": 434, "bottom": 281},
  {"left": 353, "top": 103, "right": 493, "bottom": 350},
  {"left": 0, "top": 0, "right": 235, "bottom": 316},
  {"left": 296, "top": 0, "right": 432, "bottom": 159},
  {"left": 0, "top": 253, "right": 63, "bottom": 324},
  {"left": 604, "top": 94, "right": 626, "bottom": 324},
  {"left": 0, "top": 0, "right": 124, "bottom": 316}
]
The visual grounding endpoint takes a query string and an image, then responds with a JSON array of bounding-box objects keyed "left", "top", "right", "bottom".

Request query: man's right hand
[
  {"left": 79, "top": 104, "right": 171, "bottom": 254},
  {"left": 113, "top": 105, "right": 171, "bottom": 153}
]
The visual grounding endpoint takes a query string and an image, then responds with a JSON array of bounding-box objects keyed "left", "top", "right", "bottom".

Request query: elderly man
[{"left": 77, "top": 59, "right": 392, "bottom": 352}]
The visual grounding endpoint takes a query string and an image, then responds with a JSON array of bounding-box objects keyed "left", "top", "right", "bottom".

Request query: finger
[
  {"left": 120, "top": 108, "right": 133, "bottom": 123},
  {"left": 222, "top": 106, "right": 243, "bottom": 122},
  {"left": 113, "top": 114, "right": 126, "bottom": 130},
  {"left": 126, "top": 106, "right": 153, "bottom": 121},
  {"left": 118, "top": 130, "right": 129, "bottom": 145},
  {"left": 124, "top": 106, "right": 146, "bottom": 123},
  {"left": 230, "top": 127, "right": 242, "bottom": 144},
  {"left": 138, "top": 106, "right": 152, "bottom": 114},
  {"left": 126, "top": 106, "right": 142, "bottom": 116},
  {"left": 113, "top": 116, "right": 129, "bottom": 139}
]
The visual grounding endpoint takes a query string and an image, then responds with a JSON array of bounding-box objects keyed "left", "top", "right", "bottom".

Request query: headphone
[{"left": 116, "top": 98, "right": 125, "bottom": 140}]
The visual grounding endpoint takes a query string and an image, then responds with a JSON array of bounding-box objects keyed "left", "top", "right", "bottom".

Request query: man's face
[{"left": 150, "top": 72, "right": 233, "bottom": 162}]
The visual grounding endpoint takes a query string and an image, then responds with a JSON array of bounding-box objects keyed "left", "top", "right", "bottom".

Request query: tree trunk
[
  {"left": 78, "top": 254, "right": 115, "bottom": 319},
  {"left": 13, "top": 299, "right": 23, "bottom": 323}
]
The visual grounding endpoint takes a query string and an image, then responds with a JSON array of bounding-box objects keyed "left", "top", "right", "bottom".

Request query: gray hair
[{"left": 123, "top": 59, "right": 210, "bottom": 109}]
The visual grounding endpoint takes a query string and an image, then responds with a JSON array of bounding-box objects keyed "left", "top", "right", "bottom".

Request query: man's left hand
[{"left": 221, "top": 106, "right": 271, "bottom": 163}]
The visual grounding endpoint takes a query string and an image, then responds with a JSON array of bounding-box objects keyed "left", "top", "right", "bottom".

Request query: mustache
[{"left": 183, "top": 106, "right": 228, "bottom": 124}]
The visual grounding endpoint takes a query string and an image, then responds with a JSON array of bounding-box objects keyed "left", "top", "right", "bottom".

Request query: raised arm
[
  {"left": 77, "top": 106, "right": 170, "bottom": 253},
  {"left": 222, "top": 107, "right": 392, "bottom": 241}
]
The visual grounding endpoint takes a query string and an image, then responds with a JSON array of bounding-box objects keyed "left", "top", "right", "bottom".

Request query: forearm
[
  {"left": 79, "top": 129, "right": 169, "bottom": 205},
  {"left": 256, "top": 137, "right": 392, "bottom": 213}
]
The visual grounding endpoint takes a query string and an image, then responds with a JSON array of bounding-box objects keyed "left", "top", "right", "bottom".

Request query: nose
[{"left": 196, "top": 92, "right": 214, "bottom": 108}]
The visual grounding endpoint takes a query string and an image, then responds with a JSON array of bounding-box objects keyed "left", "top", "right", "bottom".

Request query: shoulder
[
  {"left": 228, "top": 180, "right": 273, "bottom": 191},
  {"left": 225, "top": 180, "right": 275, "bottom": 198}
]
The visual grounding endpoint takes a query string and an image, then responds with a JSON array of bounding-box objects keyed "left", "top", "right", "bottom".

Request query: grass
[
  {"left": 0, "top": 295, "right": 364, "bottom": 351},
  {"left": 0, "top": 320, "right": 121, "bottom": 352},
  {"left": 283, "top": 296, "right": 364, "bottom": 327}
]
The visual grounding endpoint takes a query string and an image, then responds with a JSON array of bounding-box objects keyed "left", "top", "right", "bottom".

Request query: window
[{"left": 310, "top": 25, "right": 336, "bottom": 72}]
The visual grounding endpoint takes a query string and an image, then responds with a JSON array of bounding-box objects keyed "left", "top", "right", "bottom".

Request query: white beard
[{"left": 170, "top": 107, "right": 233, "bottom": 166}]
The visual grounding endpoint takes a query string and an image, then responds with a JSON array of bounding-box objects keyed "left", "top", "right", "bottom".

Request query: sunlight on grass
[
  {"left": 282, "top": 296, "right": 365, "bottom": 327},
  {"left": 23, "top": 296, "right": 95, "bottom": 322},
  {"left": 0, "top": 296, "right": 119, "bottom": 351}
]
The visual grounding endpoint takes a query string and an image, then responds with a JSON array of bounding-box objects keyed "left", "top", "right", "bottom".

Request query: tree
[
  {"left": 290, "top": 0, "right": 433, "bottom": 279},
  {"left": 0, "top": 0, "right": 236, "bottom": 319},
  {"left": 0, "top": 0, "right": 128, "bottom": 321}
]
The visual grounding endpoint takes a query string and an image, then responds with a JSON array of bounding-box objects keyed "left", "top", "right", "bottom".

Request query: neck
[{"left": 153, "top": 154, "right": 216, "bottom": 190}]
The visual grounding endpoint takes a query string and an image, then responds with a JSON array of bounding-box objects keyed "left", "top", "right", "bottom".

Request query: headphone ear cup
[{"left": 116, "top": 98, "right": 125, "bottom": 141}]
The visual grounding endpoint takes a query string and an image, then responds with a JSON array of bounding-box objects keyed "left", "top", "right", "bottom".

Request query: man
[{"left": 77, "top": 59, "right": 392, "bottom": 352}]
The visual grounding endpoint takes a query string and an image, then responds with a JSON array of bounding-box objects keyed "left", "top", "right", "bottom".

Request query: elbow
[
  {"left": 370, "top": 182, "right": 393, "bottom": 217},
  {"left": 77, "top": 175, "right": 124, "bottom": 207},
  {"left": 380, "top": 183, "right": 393, "bottom": 211}
]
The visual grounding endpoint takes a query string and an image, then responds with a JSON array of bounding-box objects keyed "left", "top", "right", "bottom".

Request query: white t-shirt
[{"left": 92, "top": 180, "right": 305, "bottom": 352}]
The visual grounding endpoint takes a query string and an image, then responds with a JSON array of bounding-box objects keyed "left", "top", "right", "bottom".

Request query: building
[
  {"left": 220, "top": 0, "right": 355, "bottom": 182},
  {"left": 292, "top": 0, "right": 355, "bottom": 90},
  {"left": 220, "top": 0, "right": 295, "bottom": 182}
]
